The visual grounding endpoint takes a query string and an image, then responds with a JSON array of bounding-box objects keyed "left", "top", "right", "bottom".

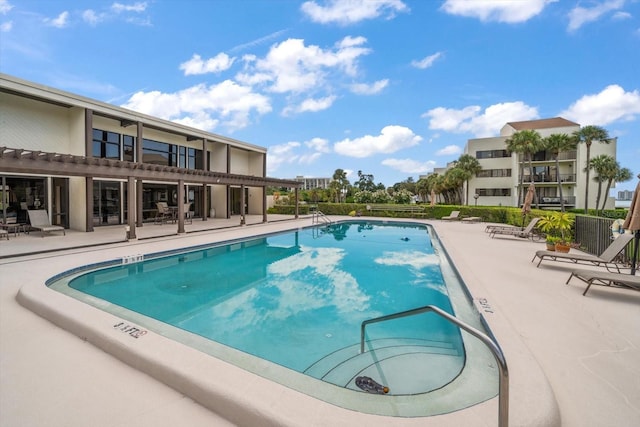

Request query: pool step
[{"left": 304, "top": 338, "right": 463, "bottom": 395}]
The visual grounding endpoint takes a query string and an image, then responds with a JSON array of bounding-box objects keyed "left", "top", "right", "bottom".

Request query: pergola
[{"left": 0, "top": 146, "right": 301, "bottom": 238}]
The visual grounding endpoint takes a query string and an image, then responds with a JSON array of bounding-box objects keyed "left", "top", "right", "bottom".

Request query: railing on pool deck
[
  {"left": 360, "top": 304, "right": 509, "bottom": 427},
  {"left": 312, "top": 210, "right": 332, "bottom": 225}
]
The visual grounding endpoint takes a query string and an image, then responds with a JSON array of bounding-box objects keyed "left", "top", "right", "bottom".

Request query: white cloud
[
  {"left": 612, "top": 11, "right": 632, "bottom": 20},
  {"left": 305, "top": 137, "right": 331, "bottom": 153},
  {"left": 441, "top": 0, "right": 556, "bottom": 23},
  {"left": 560, "top": 84, "right": 640, "bottom": 126},
  {"left": 111, "top": 2, "right": 148, "bottom": 13},
  {"left": 381, "top": 158, "right": 436, "bottom": 174},
  {"left": 241, "top": 37, "right": 371, "bottom": 95},
  {"left": 423, "top": 101, "right": 539, "bottom": 137},
  {"left": 301, "top": 0, "right": 409, "bottom": 25},
  {"left": 0, "top": 0, "right": 13, "bottom": 15},
  {"left": 567, "top": 0, "right": 624, "bottom": 31},
  {"left": 122, "top": 80, "right": 272, "bottom": 132},
  {"left": 267, "top": 138, "right": 330, "bottom": 173},
  {"left": 282, "top": 95, "right": 337, "bottom": 116},
  {"left": 0, "top": 20, "right": 11, "bottom": 32},
  {"left": 179, "top": 53, "right": 235, "bottom": 75},
  {"left": 267, "top": 141, "right": 301, "bottom": 173},
  {"left": 436, "top": 145, "right": 462, "bottom": 156},
  {"left": 334, "top": 125, "right": 422, "bottom": 158},
  {"left": 45, "top": 11, "right": 69, "bottom": 28},
  {"left": 411, "top": 52, "right": 442, "bottom": 69},
  {"left": 82, "top": 10, "right": 102, "bottom": 26},
  {"left": 350, "top": 79, "right": 389, "bottom": 95}
]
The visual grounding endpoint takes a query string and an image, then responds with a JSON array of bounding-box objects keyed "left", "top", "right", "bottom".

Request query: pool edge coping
[{"left": 14, "top": 217, "right": 561, "bottom": 427}]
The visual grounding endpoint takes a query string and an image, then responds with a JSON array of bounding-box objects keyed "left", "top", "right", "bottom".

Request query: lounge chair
[
  {"left": 490, "top": 217, "right": 541, "bottom": 240},
  {"left": 462, "top": 216, "right": 482, "bottom": 223},
  {"left": 532, "top": 233, "right": 634, "bottom": 272},
  {"left": 441, "top": 211, "right": 460, "bottom": 221},
  {"left": 485, "top": 218, "right": 537, "bottom": 233},
  {"left": 27, "top": 209, "right": 65, "bottom": 237},
  {"left": 0, "top": 229, "right": 8, "bottom": 240},
  {"left": 566, "top": 268, "right": 640, "bottom": 296}
]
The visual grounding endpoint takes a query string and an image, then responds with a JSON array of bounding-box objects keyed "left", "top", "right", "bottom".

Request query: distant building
[
  {"left": 617, "top": 190, "right": 634, "bottom": 201},
  {"left": 295, "top": 176, "right": 332, "bottom": 190},
  {"left": 463, "top": 117, "right": 618, "bottom": 209}
]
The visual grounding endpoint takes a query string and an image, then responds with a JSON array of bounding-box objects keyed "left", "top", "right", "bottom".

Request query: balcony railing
[
  {"left": 525, "top": 150, "right": 577, "bottom": 162},
  {"left": 523, "top": 174, "right": 576, "bottom": 183},
  {"left": 538, "top": 196, "right": 576, "bottom": 205}
]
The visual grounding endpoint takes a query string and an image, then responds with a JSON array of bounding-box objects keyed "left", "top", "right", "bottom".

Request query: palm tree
[
  {"left": 600, "top": 165, "right": 633, "bottom": 212},
  {"left": 573, "top": 125, "right": 611, "bottom": 213},
  {"left": 455, "top": 154, "right": 482, "bottom": 205},
  {"left": 330, "top": 169, "right": 350, "bottom": 203},
  {"left": 505, "top": 130, "right": 543, "bottom": 206},
  {"left": 587, "top": 155, "right": 616, "bottom": 214},
  {"left": 443, "top": 168, "right": 467, "bottom": 204},
  {"left": 415, "top": 177, "right": 429, "bottom": 203},
  {"left": 543, "top": 133, "right": 577, "bottom": 212}
]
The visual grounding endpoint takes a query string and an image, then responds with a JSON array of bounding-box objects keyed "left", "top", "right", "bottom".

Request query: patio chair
[
  {"left": 490, "top": 217, "right": 541, "bottom": 240},
  {"left": 532, "top": 233, "right": 634, "bottom": 272},
  {"left": 441, "top": 211, "right": 460, "bottom": 221},
  {"left": 155, "top": 202, "right": 174, "bottom": 224},
  {"left": 566, "top": 268, "right": 640, "bottom": 296},
  {"left": 27, "top": 210, "right": 65, "bottom": 237},
  {"left": 184, "top": 202, "right": 192, "bottom": 224},
  {"left": 0, "top": 229, "right": 8, "bottom": 240}
]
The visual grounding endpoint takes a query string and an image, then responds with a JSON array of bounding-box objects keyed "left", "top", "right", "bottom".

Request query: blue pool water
[
  {"left": 53, "top": 221, "right": 498, "bottom": 416},
  {"left": 69, "top": 222, "right": 462, "bottom": 373}
]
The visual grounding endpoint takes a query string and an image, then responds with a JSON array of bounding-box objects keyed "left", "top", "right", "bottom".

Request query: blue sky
[{"left": 1, "top": 0, "right": 639, "bottom": 192}]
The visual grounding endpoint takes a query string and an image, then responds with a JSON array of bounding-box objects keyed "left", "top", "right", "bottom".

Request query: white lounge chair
[
  {"left": 441, "top": 211, "right": 460, "bottom": 221},
  {"left": 532, "top": 233, "right": 633, "bottom": 272},
  {"left": 566, "top": 268, "right": 640, "bottom": 296},
  {"left": 27, "top": 210, "right": 65, "bottom": 237}
]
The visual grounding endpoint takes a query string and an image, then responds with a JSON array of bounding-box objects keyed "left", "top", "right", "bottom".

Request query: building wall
[
  {"left": 0, "top": 92, "right": 78, "bottom": 154},
  {"left": 1, "top": 74, "right": 280, "bottom": 230},
  {"left": 464, "top": 123, "right": 618, "bottom": 210}
]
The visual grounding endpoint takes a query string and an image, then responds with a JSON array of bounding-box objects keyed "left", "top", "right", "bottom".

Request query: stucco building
[
  {"left": 0, "top": 74, "right": 300, "bottom": 237},
  {"left": 464, "top": 117, "right": 617, "bottom": 209}
]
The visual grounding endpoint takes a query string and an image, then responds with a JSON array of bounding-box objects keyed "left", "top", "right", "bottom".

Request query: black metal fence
[{"left": 574, "top": 215, "right": 634, "bottom": 265}]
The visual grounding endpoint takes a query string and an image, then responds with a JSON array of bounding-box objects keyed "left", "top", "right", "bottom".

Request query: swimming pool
[{"left": 48, "top": 220, "right": 499, "bottom": 417}]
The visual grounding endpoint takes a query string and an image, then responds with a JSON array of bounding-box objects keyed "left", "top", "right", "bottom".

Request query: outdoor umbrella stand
[
  {"left": 522, "top": 183, "right": 535, "bottom": 229},
  {"left": 622, "top": 180, "right": 640, "bottom": 275}
]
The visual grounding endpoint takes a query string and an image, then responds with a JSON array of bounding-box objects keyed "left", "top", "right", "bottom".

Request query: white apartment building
[
  {"left": 294, "top": 176, "right": 332, "bottom": 190},
  {"left": 464, "top": 117, "right": 617, "bottom": 209},
  {"left": 0, "top": 74, "right": 300, "bottom": 237}
]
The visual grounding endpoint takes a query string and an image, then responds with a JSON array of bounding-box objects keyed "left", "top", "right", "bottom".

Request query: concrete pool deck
[{"left": 1, "top": 216, "right": 639, "bottom": 426}]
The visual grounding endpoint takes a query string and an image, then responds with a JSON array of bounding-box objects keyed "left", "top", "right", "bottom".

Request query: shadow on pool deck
[{"left": 1, "top": 216, "right": 639, "bottom": 427}]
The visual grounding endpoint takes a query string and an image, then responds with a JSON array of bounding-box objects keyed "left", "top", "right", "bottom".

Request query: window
[
  {"left": 477, "top": 188, "right": 511, "bottom": 197},
  {"left": 476, "top": 149, "right": 510, "bottom": 159},
  {"left": 92, "top": 129, "right": 121, "bottom": 159},
  {"left": 142, "top": 139, "right": 178, "bottom": 166},
  {"left": 476, "top": 169, "right": 512, "bottom": 178},
  {"left": 123, "top": 135, "right": 135, "bottom": 162}
]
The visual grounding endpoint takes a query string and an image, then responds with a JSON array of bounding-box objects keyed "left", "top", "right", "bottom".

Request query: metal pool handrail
[
  {"left": 312, "top": 210, "right": 332, "bottom": 225},
  {"left": 360, "top": 304, "right": 509, "bottom": 427}
]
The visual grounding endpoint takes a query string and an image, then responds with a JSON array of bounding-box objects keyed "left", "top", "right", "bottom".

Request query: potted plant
[
  {"left": 545, "top": 235, "right": 561, "bottom": 251},
  {"left": 537, "top": 212, "right": 574, "bottom": 253}
]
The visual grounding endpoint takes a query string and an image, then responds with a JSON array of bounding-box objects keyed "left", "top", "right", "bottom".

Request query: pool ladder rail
[
  {"left": 311, "top": 210, "right": 332, "bottom": 225},
  {"left": 360, "top": 304, "right": 509, "bottom": 427}
]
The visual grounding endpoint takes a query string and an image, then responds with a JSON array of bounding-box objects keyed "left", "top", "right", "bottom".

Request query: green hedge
[{"left": 267, "top": 205, "right": 310, "bottom": 215}]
